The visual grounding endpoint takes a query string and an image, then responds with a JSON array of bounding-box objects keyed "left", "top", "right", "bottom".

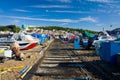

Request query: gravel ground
[
  {"left": 0, "top": 40, "right": 53, "bottom": 80},
  {"left": 75, "top": 50, "right": 100, "bottom": 61},
  {"left": 0, "top": 40, "right": 101, "bottom": 80},
  {"left": 30, "top": 41, "right": 101, "bottom": 80}
]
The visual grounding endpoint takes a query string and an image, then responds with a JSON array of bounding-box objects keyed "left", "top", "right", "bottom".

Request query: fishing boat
[
  {"left": 92, "top": 30, "right": 117, "bottom": 55},
  {"left": 17, "top": 40, "right": 37, "bottom": 50},
  {"left": 12, "top": 31, "right": 39, "bottom": 50}
]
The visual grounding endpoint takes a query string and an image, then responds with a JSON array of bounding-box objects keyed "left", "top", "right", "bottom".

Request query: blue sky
[{"left": 0, "top": 0, "right": 120, "bottom": 31}]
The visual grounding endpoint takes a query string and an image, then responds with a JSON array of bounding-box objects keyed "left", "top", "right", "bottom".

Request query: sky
[{"left": 0, "top": 0, "right": 120, "bottom": 31}]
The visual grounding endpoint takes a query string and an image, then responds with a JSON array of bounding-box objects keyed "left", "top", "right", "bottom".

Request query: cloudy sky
[{"left": 0, "top": 0, "right": 120, "bottom": 31}]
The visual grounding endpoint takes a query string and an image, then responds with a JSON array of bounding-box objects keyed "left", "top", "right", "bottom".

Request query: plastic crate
[
  {"left": 74, "top": 38, "right": 80, "bottom": 49},
  {"left": 0, "top": 49, "right": 12, "bottom": 58},
  {"left": 100, "top": 41, "right": 120, "bottom": 64}
]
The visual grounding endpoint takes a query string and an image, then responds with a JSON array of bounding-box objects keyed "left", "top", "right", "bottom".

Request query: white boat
[
  {"left": 93, "top": 30, "right": 117, "bottom": 55},
  {"left": 12, "top": 31, "right": 39, "bottom": 50},
  {"left": 17, "top": 41, "right": 37, "bottom": 50}
]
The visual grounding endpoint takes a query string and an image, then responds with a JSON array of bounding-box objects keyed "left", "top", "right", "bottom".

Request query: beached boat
[
  {"left": 11, "top": 31, "right": 39, "bottom": 50},
  {"left": 93, "top": 30, "right": 117, "bottom": 55},
  {"left": 18, "top": 41, "right": 37, "bottom": 50}
]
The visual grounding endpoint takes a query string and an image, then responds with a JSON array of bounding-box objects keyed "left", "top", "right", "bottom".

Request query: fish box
[
  {"left": 0, "top": 47, "right": 12, "bottom": 58},
  {"left": 74, "top": 38, "right": 80, "bottom": 49},
  {"left": 100, "top": 41, "right": 120, "bottom": 64}
]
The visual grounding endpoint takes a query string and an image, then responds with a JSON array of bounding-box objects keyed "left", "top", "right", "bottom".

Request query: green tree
[{"left": 0, "top": 25, "right": 21, "bottom": 32}]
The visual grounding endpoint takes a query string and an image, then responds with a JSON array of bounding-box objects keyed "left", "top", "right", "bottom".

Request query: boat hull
[{"left": 20, "top": 42, "right": 37, "bottom": 50}]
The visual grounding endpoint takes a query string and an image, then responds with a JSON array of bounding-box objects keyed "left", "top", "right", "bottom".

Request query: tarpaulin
[{"left": 85, "top": 31, "right": 94, "bottom": 38}]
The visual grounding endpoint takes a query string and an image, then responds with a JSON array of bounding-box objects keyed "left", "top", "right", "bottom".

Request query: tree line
[
  {"left": 0, "top": 25, "right": 97, "bottom": 34},
  {"left": 29, "top": 26, "right": 98, "bottom": 34},
  {"left": 0, "top": 25, "right": 21, "bottom": 32}
]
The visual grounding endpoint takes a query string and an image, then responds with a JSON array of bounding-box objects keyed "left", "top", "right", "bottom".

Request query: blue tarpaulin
[{"left": 31, "top": 33, "right": 38, "bottom": 38}]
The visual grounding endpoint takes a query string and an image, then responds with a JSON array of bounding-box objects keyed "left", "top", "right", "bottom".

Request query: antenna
[
  {"left": 110, "top": 25, "right": 112, "bottom": 35},
  {"left": 110, "top": 25, "right": 112, "bottom": 31},
  {"left": 102, "top": 27, "right": 104, "bottom": 31}
]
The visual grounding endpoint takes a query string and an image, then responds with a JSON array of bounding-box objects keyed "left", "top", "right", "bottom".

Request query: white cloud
[
  {"left": 13, "top": 20, "right": 20, "bottom": 23},
  {"left": 47, "top": 10, "right": 89, "bottom": 14},
  {"left": 97, "top": 9, "right": 107, "bottom": 13},
  {"left": 61, "top": 23, "right": 69, "bottom": 26},
  {"left": 87, "top": 0, "right": 111, "bottom": 3},
  {"left": 30, "top": 5, "right": 71, "bottom": 8},
  {"left": 80, "top": 16, "right": 97, "bottom": 22},
  {"left": 10, "top": 20, "right": 20, "bottom": 24},
  {"left": 1, "top": 15, "right": 97, "bottom": 23},
  {"left": 96, "top": 23, "right": 104, "bottom": 26},
  {"left": 2, "top": 15, "right": 77, "bottom": 23},
  {"left": 13, "top": 9, "right": 31, "bottom": 12},
  {"left": 98, "top": 3, "right": 120, "bottom": 14}
]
